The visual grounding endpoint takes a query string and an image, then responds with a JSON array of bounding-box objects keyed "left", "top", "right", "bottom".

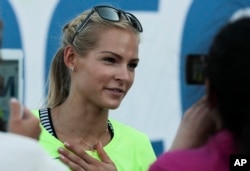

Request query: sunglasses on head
[{"left": 71, "top": 5, "right": 143, "bottom": 44}]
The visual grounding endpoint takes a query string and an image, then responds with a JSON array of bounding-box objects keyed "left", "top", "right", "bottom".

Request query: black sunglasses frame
[{"left": 71, "top": 5, "right": 143, "bottom": 44}]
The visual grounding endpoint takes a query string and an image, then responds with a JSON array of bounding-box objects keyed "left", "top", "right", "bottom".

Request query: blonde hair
[{"left": 46, "top": 8, "right": 141, "bottom": 108}]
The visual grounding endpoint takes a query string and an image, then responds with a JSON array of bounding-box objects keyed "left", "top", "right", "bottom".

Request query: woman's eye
[
  {"left": 128, "top": 62, "right": 138, "bottom": 70},
  {"left": 103, "top": 57, "right": 116, "bottom": 64}
]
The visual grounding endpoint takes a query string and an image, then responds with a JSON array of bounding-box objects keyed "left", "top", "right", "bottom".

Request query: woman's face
[{"left": 72, "top": 28, "right": 139, "bottom": 109}]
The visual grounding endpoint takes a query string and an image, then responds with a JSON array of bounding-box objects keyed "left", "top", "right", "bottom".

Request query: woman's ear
[{"left": 64, "top": 45, "right": 76, "bottom": 69}]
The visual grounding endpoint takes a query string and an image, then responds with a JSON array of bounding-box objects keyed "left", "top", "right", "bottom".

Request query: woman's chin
[{"left": 107, "top": 102, "right": 121, "bottom": 110}]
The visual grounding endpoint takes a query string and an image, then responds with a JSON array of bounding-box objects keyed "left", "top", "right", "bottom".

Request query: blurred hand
[
  {"left": 8, "top": 98, "right": 41, "bottom": 140},
  {"left": 170, "top": 96, "right": 220, "bottom": 151},
  {"left": 58, "top": 142, "right": 117, "bottom": 171}
]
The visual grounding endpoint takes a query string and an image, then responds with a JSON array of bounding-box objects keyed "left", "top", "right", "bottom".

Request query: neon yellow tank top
[{"left": 33, "top": 109, "right": 156, "bottom": 171}]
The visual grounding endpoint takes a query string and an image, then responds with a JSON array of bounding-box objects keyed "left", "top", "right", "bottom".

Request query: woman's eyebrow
[
  {"left": 100, "top": 51, "right": 122, "bottom": 59},
  {"left": 100, "top": 51, "right": 139, "bottom": 62}
]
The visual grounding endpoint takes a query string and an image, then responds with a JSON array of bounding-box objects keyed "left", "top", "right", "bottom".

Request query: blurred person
[
  {"left": 0, "top": 98, "right": 68, "bottom": 171},
  {"left": 32, "top": 5, "right": 156, "bottom": 171},
  {"left": 0, "top": 19, "right": 68, "bottom": 171},
  {"left": 149, "top": 15, "right": 250, "bottom": 171},
  {"left": 8, "top": 98, "right": 41, "bottom": 140},
  {"left": 0, "top": 20, "right": 41, "bottom": 138}
]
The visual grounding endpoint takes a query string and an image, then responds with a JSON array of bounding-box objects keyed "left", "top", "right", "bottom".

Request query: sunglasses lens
[
  {"left": 97, "top": 7, "right": 120, "bottom": 21},
  {"left": 72, "top": 6, "right": 143, "bottom": 44},
  {"left": 125, "top": 13, "right": 143, "bottom": 32}
]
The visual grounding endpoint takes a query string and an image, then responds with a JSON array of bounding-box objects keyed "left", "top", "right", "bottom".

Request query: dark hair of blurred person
[{"left": 149, "top": 16, "right": 250, "bottom": 171}]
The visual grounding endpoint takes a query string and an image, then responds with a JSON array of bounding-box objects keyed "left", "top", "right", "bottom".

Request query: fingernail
[
  {"left": 58, "top": 147, "right": 64, "bottom": 152},
  {"left": 10, "top": 98, "right": 18, "bottom": 103},
  {"left": 64, "top": 142, "right": 70, "bottom": 147},
  {"left": 60, "top": 154, "right": 65, "bottom": 159},
  {"left": 94, "top": 141, "right": 102, "bottom": 149}
]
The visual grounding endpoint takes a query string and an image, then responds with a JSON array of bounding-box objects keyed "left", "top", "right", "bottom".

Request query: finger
[
  {"left": 58, "top": 146, "right": 89, "bottom": 170},
  {"left": 192, "top": 97, "right": 209, "bottom": 113},
  {"left": 195, "top": 95, "right": 207, "bottom": 105},
  {"left": 22, "top": 106, "right": 34, "bottom": 119},
  {"left": 94, "top": 142, "right": 112, "bottom": 163},
  {"left": 63, "top": 142, "right": 96, "bottom": 164},
  {"left": 9, "top": 98, "right": 21, "bottom": 120},
  {"left": 59, "top": 154, "right": 86, "bottom": 171},
  {"left": 184, "top": 97, "right": 209, "bottom": 120},
  {"left": 64, "top": 142, "right": 91, "bottom": 162}
]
